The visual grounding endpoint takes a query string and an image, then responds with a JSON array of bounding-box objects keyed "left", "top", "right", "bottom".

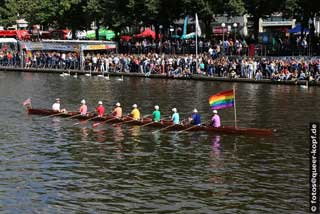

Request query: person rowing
[
  {"left": 189, "top": 108, "right": 201, "bottom": 125},
  {"left": 52, "top": 98, "right": 67, "bottom": 113},
  {"left": 79, "top": 99, "right": 88, "bottom": 116},
  {"left": 96, "top": 101, "right": 105, "bottom": 117},
  {"left": 152, "top": 105, "right": 161, "bottom": 122},
  {"left": 130, "top": 104, "right": 141, "bottom": 120},
  {"left": 52, "top": 98, "right": 61, "bottom": 112},
  {"left": 171, "top": 108, "right": 180, "bottom": 124},
  {"left": 112, "top": 102, "right": 122, "bottom": 118},
  {"left": 211, "top": 110, "right": 221, "bottom": 128}
]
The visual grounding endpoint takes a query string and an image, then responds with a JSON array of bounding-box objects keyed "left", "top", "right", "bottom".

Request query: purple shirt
[{"left": 211, "top": 114, "right": 221, "bottom": 127}]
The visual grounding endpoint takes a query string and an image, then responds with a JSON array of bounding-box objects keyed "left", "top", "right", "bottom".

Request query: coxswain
[
  {"left": 152, "top": 105, "right": 161, "bottom": 122},
  {"left": 96, "top": 101, "right": 105, "bottom": 117},
  {"left": 130, "top": 104, "right": 141, "bottom": 120},
  {"left": 171, "top": 108, "right": 180, "bottom": 124},
  {"left": 211, "top": 110, "right": 221, "bottom": 127},
  {"left": 189, "top": 108, "right": 201, "bottom": 125},
  {"left": 112, "top": 102, "right": 122, "bottom": 118},
  {"left": 79, "top": 99, "right": 88, "bottom": 116},
  {"left": 52, "top": 98, "right": 61, "bottom": 112}
]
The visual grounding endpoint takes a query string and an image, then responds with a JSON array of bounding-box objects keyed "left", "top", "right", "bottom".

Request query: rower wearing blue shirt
[
  {"left": 190, "top": 108, "right": 201, "bottom": 125},
  {"left": 171, "top": 108, "right": 180, "bottom": 124}
]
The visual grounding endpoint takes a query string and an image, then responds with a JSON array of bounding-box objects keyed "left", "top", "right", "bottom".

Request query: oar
[
  {"left": 73, "top": 115, "right": 102, "bottom": 126},
  {"left": 92, "top": 116, "right": 119, "bottom": 128},
  {"left": 41, "top": 111, "right": 67, "bottom": 118},
  {"left": 152, "top": 123, "right": 177, "bottom": 133},
  {"left": 177, "top": 119, "right": 213, "bottom": 134},
  {"left": 140, "top": 120, "right": 158, "bottom": 128},
  {"left": 151, "top": 118, "right": 187, "bottom": 134},
  {"left": 66, "top": 111, "right": 94, "bottom": 120},
  {"left": 112, "top": 116, "right": 138, "bottom": 126}
]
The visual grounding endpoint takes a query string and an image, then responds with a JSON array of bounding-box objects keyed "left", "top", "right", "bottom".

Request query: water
[{"left": 0, "top": 71, "right": 318, "bottom": 213}]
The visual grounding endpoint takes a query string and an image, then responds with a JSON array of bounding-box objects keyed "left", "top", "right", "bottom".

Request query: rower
[
  {"left": 79, "top": 99, "right": 88, "bottom": 116},
  {"left": 130, "top": 104, "right": 141, "bottom": 120},
  {"left": 96, "top": 101, "right": 105, "bottom": 117},
  {"left": 52, "top": 98, "right": 67, "bottom": 113},
  {"left": 152, "top": 105, "right": 161, "bottom": 122},
  {"left": 112, "top": 102, "right": 122, "bottom": 118},
  {"left": 189, "top": 108, "right": 201, "bottom": 125},
  {"left": 52, "top": 98, "right": 61, "bottom": 112},
  {"left": 211, "top": 110, "right": 221, "bottom": 128},
  {"left": 171, "top": 108, "right": 180, "bottom": 124}
]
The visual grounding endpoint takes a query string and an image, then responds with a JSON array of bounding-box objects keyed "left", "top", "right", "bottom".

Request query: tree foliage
[{"left": 0, "top": 0, "right": 319, "bottom": 39}]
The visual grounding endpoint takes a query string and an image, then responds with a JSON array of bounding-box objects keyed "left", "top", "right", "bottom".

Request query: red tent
[
  {"left": 121, "top": 35, "right": 132, "bottom": 41},
  {"left": 135, "top": 28, "right": 158, "bottom": 40},
  {"left": 0, "top": 30, "right": 30, "bottom": 40}
]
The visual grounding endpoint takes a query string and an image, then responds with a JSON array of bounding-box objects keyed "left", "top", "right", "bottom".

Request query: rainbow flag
[{"left": 209, "top": 89, "right": 235, "bottom": 110}]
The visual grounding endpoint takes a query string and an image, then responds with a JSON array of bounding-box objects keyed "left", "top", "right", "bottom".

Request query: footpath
[{"left": 0, "top": 66, "right": 318, "bottom": 86}]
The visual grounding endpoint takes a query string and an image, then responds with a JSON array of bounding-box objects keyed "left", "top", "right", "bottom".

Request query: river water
[{"left": 0, "top": 71, "right": 318, "bottom": 213}]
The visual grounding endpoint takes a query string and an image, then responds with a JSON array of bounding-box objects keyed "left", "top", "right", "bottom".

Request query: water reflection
[
  {"left": 209, "top": 135, "right": 224, "bottom": 184},
  {"left": 92, "top": 129, "right": 107, "bottom": 143},
  {"left": 151, "top": 131, "right": 161, "bottom": 144},
  {"left": 130, "top": 126, "right": 141, "bottom": 143},
  {"left": 80, "top": 127, "right": 89, "bottom": 141},
  {"left": 113, "top": 125, "right": 124, "bottom": 143},
  {"left": 211, "top": 135, "right": 221, "bottom": 158}
]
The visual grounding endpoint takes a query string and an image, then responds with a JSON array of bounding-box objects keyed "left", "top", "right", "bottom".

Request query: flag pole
[
  {"left": 195, "top": 13, "right": 198, "bottom": 74},
  {"left": 233, "top": 86, "right": 237, "bottom": 128}
]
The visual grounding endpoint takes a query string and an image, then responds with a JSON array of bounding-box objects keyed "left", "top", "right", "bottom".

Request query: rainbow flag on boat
[{"left": 209, "top": 89, "right": 235, "bottom": 110}]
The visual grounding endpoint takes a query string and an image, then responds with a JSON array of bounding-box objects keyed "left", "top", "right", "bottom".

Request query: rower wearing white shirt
[{"left": 52, "top": 98, "right": 61, "bottom": 112}]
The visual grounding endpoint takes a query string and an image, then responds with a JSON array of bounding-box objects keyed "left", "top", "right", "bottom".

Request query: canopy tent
[
  {"left": 135, "top": 28, "right": 160, "bottom": 40},
  {"left": 181, "top": 32, "right": 196, "bottom": 39},
  {"left": 288, "top": 24, "right": 309, "bottom": 34},
  {"left": 0, "top": 38, "right": 18, "bottom": 51},
  {"left": 0, "top": 38, "right": 17, "bottom": 43},
  {"left": 0, "top": 30, "right": 30, "bottom": 40},
  {"left": 86, "top": 28, "right": 115, "bottom": 40},
  {"left": 120, "top": 35, "right": 132, "bottom": 41},
  {"left": 213, "top": 26, "right": 228, "bottom": 35}
]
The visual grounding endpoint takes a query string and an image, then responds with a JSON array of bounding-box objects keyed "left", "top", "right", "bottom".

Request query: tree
[{"left": 243, "top": 0, "right": 282, "bottom": 41}]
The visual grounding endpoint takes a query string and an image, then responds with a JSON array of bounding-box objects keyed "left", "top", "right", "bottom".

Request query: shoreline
[{"left": 0, "top": 66, "right": 318, "bottom": 86}]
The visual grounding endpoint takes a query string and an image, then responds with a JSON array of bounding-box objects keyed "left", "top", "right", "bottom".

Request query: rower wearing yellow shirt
[{"left": 130, "top": 104, "right": 141, "bottom": 120}]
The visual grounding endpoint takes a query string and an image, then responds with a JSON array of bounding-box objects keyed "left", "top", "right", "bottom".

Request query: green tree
[{"left": 243, "top": 0, "right": 282, "bottom": 41}]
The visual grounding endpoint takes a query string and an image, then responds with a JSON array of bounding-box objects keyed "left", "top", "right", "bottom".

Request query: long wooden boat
[{"left": 26, "top": 108, "right": 274, "bottom": 136}]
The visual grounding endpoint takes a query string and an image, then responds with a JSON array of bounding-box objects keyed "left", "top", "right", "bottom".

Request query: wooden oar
[
  {"left": 66, "top": 111, "right": 94, "bottom": 120},
  {"left": 177, "top": 119, "right": 212, "bottom": 134},
  {"left": 112, "top": 116, "right": 138, "bottom": 126},
  {"left": 140, "top": 120, "right": 158, "bottom": 128},
  {"left": 73, "top": 115, "right": 101, "bottom": 126},
  {"left": 92, "top": 117, "right": 119, "bottom": 128},
  {"left": 41, "top": 111, "right": 67, "bottom": 118},
  {"left": 152, "top": 123, "right": 177, "bottom": 133},
  {"left": 151, "top": 118, "right": 188, "bottom": 134}
]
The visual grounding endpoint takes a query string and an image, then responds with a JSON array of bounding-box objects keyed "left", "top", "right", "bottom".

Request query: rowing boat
[{"left": 26, "top": 108, "right": 274, "bottom": 136}]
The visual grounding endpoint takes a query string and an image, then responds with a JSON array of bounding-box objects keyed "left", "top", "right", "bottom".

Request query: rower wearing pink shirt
[
  {"left": 211, "top": 110, "right": 221, "bottom": 128},
  {"left": 79, "top": 99, "right": 88, "bottom": 115}
]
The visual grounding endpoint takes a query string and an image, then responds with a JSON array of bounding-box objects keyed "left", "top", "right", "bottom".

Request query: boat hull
[{"left": 26, "top": 108, "right": 273, "bottom": 136}]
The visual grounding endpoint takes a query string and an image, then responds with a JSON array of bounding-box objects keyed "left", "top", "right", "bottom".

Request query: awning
[
  {"left": 135, "top": 28, "right": 160, "bottom": 40},
  {"left": 213, "top": 27, "right": 228, "bottom": 35},
  {"left": 288, "top": 24, "right": 309, "bottom": 34},
  {"left": 0, "top": 38, "right": 18, "bottom": 43}
]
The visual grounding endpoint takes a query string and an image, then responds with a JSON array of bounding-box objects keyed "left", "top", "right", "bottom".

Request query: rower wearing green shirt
[{"left": 152, "top": 105, "right": 161, "bottom": 122}]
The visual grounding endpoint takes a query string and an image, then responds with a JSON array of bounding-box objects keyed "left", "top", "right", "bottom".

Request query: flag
[
  {"left": 23, "top": 98, "right": 31, "bottom": 106},
  {"left": 181, "top": 15, "right": 189, "bottom": 39},
  {"left": 195, "top": 13, "right": 201, "bottom": 37},
  {"left": 209, "top": 89, "right": 234, "bottom": 110}
]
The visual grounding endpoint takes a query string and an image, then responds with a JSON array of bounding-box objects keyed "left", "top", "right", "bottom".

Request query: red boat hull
[{"left": 26, "top": 108, "right": 273, "bottom": 136}]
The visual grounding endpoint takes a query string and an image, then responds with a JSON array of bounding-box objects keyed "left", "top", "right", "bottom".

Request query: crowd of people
[
  {"left": 1, "top": 47, "right": 320, "bottom": 82},
  {"left": 50, "top": 98, "right": 222, "bottom": 128}
]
